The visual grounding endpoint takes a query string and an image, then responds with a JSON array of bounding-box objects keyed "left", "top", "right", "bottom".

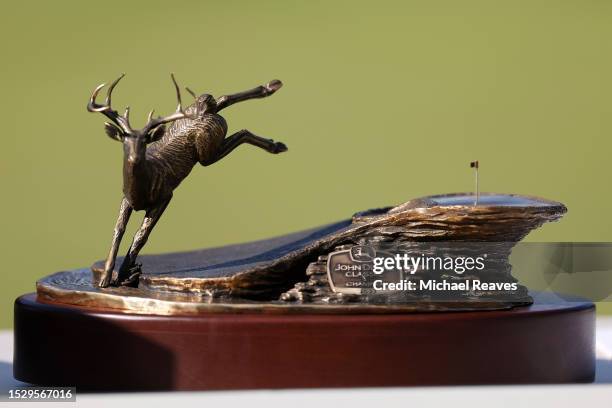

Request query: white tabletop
[{"left": 2, "top": 318, "right": 612, "bottom": 407}]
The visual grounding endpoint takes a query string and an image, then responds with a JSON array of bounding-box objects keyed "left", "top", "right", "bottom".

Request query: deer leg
[
  {"left": 216, "top": 80, "right": 282, "bottom": 112},
  {"left": 210, "top": 129, "right": 287, "bottom": 164},
  {"left": 112, "top": 197, "right": 172, "bottom": 287},
  {"left": 99, "top": 197, "right": 133, "bottom": 288}
]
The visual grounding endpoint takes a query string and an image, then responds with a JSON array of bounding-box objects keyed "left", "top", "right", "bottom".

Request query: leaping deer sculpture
[{"left": 87, "top": 74, "right": 287, "bottom": 287}]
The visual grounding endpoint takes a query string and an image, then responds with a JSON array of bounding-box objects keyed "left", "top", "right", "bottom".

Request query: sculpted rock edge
[{"left": 36, "top": 193, "right": 567, "bottom": 315}]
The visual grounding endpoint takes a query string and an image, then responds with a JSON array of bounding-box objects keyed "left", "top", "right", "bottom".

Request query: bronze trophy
[{"left": 13, "top": 76, "right": 595, "bottom": 391}]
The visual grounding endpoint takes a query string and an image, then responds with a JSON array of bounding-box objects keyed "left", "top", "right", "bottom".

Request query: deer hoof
[
  {"left": 113, "top": 264, "right": 142, "bottom": 287},
  {"left": 265, "top": 79, "right": 283, "bottom": 93},
  {"left": 120, "top": 272, "right": 141, "bottom": 288},
  {"left": 271, "top": 141, "right": 288, "bottom": 154},
  {"left": 98, "top": 273, "right": 112, "bottom": 288}
]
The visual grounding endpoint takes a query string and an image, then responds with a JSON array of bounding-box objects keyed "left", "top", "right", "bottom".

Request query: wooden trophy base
[{"left": 14, "top": 293, "right": 595, "bottom": 391}]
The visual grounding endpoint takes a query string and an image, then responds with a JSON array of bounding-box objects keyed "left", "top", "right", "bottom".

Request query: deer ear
[
  {"left": 104, "top": 122, "right": 124, "bottom": 142},
  {"left": 148, "top": 125, "right": 166, "bottom": 143}
]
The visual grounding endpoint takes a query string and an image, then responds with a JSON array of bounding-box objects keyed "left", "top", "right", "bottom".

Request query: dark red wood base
[{"left": 13, "top": 293, "right": 595, "bottom": 391}]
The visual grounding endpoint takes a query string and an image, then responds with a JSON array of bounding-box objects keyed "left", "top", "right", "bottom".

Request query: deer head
[{"left": 87, "top": 74, "right": 192, "bottom": 163}]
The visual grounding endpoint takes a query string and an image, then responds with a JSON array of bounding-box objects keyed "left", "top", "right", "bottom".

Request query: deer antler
[
  {"left": 87, "top": 74, "right": 134, "bottom": 134},
  {"left": 140, "top": 74, "right": 191, "bottom": 136}
]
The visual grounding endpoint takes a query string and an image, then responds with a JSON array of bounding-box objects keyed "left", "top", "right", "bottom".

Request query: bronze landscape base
[
  {"left": 15, "top": 193, "right": 593, "bottom": 390},
  {"left": 39, "top": 193, "right": 568, "bottom": 312},
  {"left": 14, "top": 292, "right": 595, "bottom": 390}
]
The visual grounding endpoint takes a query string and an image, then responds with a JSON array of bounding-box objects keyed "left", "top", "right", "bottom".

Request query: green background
[{"left": 1, "top": 0, "right": 611, "bottom": 327}]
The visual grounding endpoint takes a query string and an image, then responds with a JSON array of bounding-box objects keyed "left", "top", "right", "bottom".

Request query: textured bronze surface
[
  {"left": 281, "top": 193, "right": 566, "bottom": 305},
  {"left": 280, "top": 245, "right": 532, "bottom": 306},
  {"left": 130, "top": 193, "right": 566, "bottom": 294},
  {"left": 37, "top": 269, "right": 524, "bottom": 315},
  {"left": 35, "top": 193, "right": 567, "bottom": 315},
  {"left": 87, "top": 74, "right": 287, "bottom": 287}
]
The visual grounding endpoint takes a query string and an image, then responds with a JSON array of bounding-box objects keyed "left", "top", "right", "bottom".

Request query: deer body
[
  {"left": 88, "top": 75, "right": 286, "bottom": 287},
  {"left": 122, "top": 112, "right": 227, "bottom": 210}
]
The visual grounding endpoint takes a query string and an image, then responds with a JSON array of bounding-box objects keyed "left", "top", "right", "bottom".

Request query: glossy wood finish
[{"left": 14, "top": 293, "right": 595, "bottom": 391}]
